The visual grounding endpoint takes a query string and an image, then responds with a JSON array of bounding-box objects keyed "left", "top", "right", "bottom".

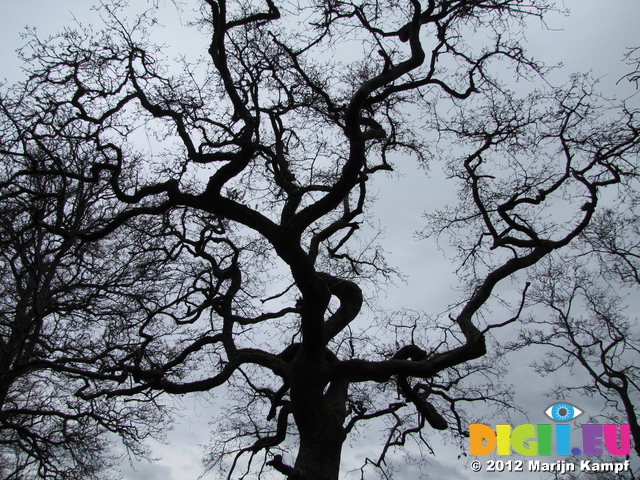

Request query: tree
[
  {"left": 1, "top": 1, "right": 639, "bottom": 479},
  {"left": 0, "top": 138, "right": 173, "bottom": 477},
  {"left": 505, "top": 194, "right": 640, "bottom": 475},
  {"left": 502, "top": 40, "right": 640, "bottom": 479},
  {"left": 511, "top": 272, "right": 640, "bottom": 480},
  {"left": 509, "top": 262, "right": 640, "bottom": 455}
]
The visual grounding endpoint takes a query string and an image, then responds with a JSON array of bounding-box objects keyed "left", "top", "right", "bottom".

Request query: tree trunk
[
  {"left": 294, "top": 422, "right": 346, "bottom": 480},
  {"left": 290, "top": 355, "right": 348, "bottom": 480}
]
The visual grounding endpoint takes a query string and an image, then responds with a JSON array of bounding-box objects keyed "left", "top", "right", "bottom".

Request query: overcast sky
[{"left": 1, "top": 1, "right": 639, "bottom": 479}]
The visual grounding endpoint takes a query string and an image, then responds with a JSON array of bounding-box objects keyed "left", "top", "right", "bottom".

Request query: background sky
[{"left": 1, "top": 1, "right": 639, "bottom": 479}]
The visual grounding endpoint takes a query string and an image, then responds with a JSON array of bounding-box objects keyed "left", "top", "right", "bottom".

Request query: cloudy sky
[{"left": 1, "top": 1, "right": 639, "bottom": 479}]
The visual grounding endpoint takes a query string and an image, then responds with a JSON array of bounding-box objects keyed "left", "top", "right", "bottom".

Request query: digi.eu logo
[{"left": 469, "top": 402, "right": 630, "bottom": 457}]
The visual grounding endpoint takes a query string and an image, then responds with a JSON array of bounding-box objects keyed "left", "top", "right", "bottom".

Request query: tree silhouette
[
  {"left": 505, "top": 197, "right": 640, "bottom": 474},
  {"left": 0, "top": 143, "right": 175, "bottom": 477},
  {"left": 1, "top": 1, "right": 639, "bottom": 478},
  {"left": 500, "top": 40, "right": 640, "bottom": 479}
]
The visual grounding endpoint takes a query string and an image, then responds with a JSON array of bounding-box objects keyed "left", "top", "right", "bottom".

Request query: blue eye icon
[{"left": 544, "top": 403, "right": 583, "bottom": 422}]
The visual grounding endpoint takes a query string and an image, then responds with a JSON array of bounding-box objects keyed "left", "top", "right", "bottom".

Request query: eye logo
[{"left": 544, "top": 403, "right": 583, "bottom": 422}]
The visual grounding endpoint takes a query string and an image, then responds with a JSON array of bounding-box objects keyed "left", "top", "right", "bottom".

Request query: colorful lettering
[
  {"left": 603, "top": 424, "right": 630, "bottom": 456},
  {"left": 469, "top": 423, "right": 631, "bottom": 457}
]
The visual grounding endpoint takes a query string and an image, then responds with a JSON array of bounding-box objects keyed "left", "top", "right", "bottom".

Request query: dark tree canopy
[
  {"left": 0, "top": 0, "right": 639, "bottom": 479},
  {"left": 0, "top": 142, "right": 174, "bottom": 478}
]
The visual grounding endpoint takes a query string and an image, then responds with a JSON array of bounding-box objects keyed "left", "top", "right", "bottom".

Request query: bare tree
[
  {"left": 0, "top": 141, "right": 174, "bottom": 478},
  {"left": 510, "top": 262, "right": 640, "bottom": 454},
  {"left": 498, "top": 32, "right": 640, "bottom": 464},
  {"left": 506, "top": 186, "right": 640, "bottom": 476},
  {"left": 1, "top": 1, "right": 639, "bottom": 479}
]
